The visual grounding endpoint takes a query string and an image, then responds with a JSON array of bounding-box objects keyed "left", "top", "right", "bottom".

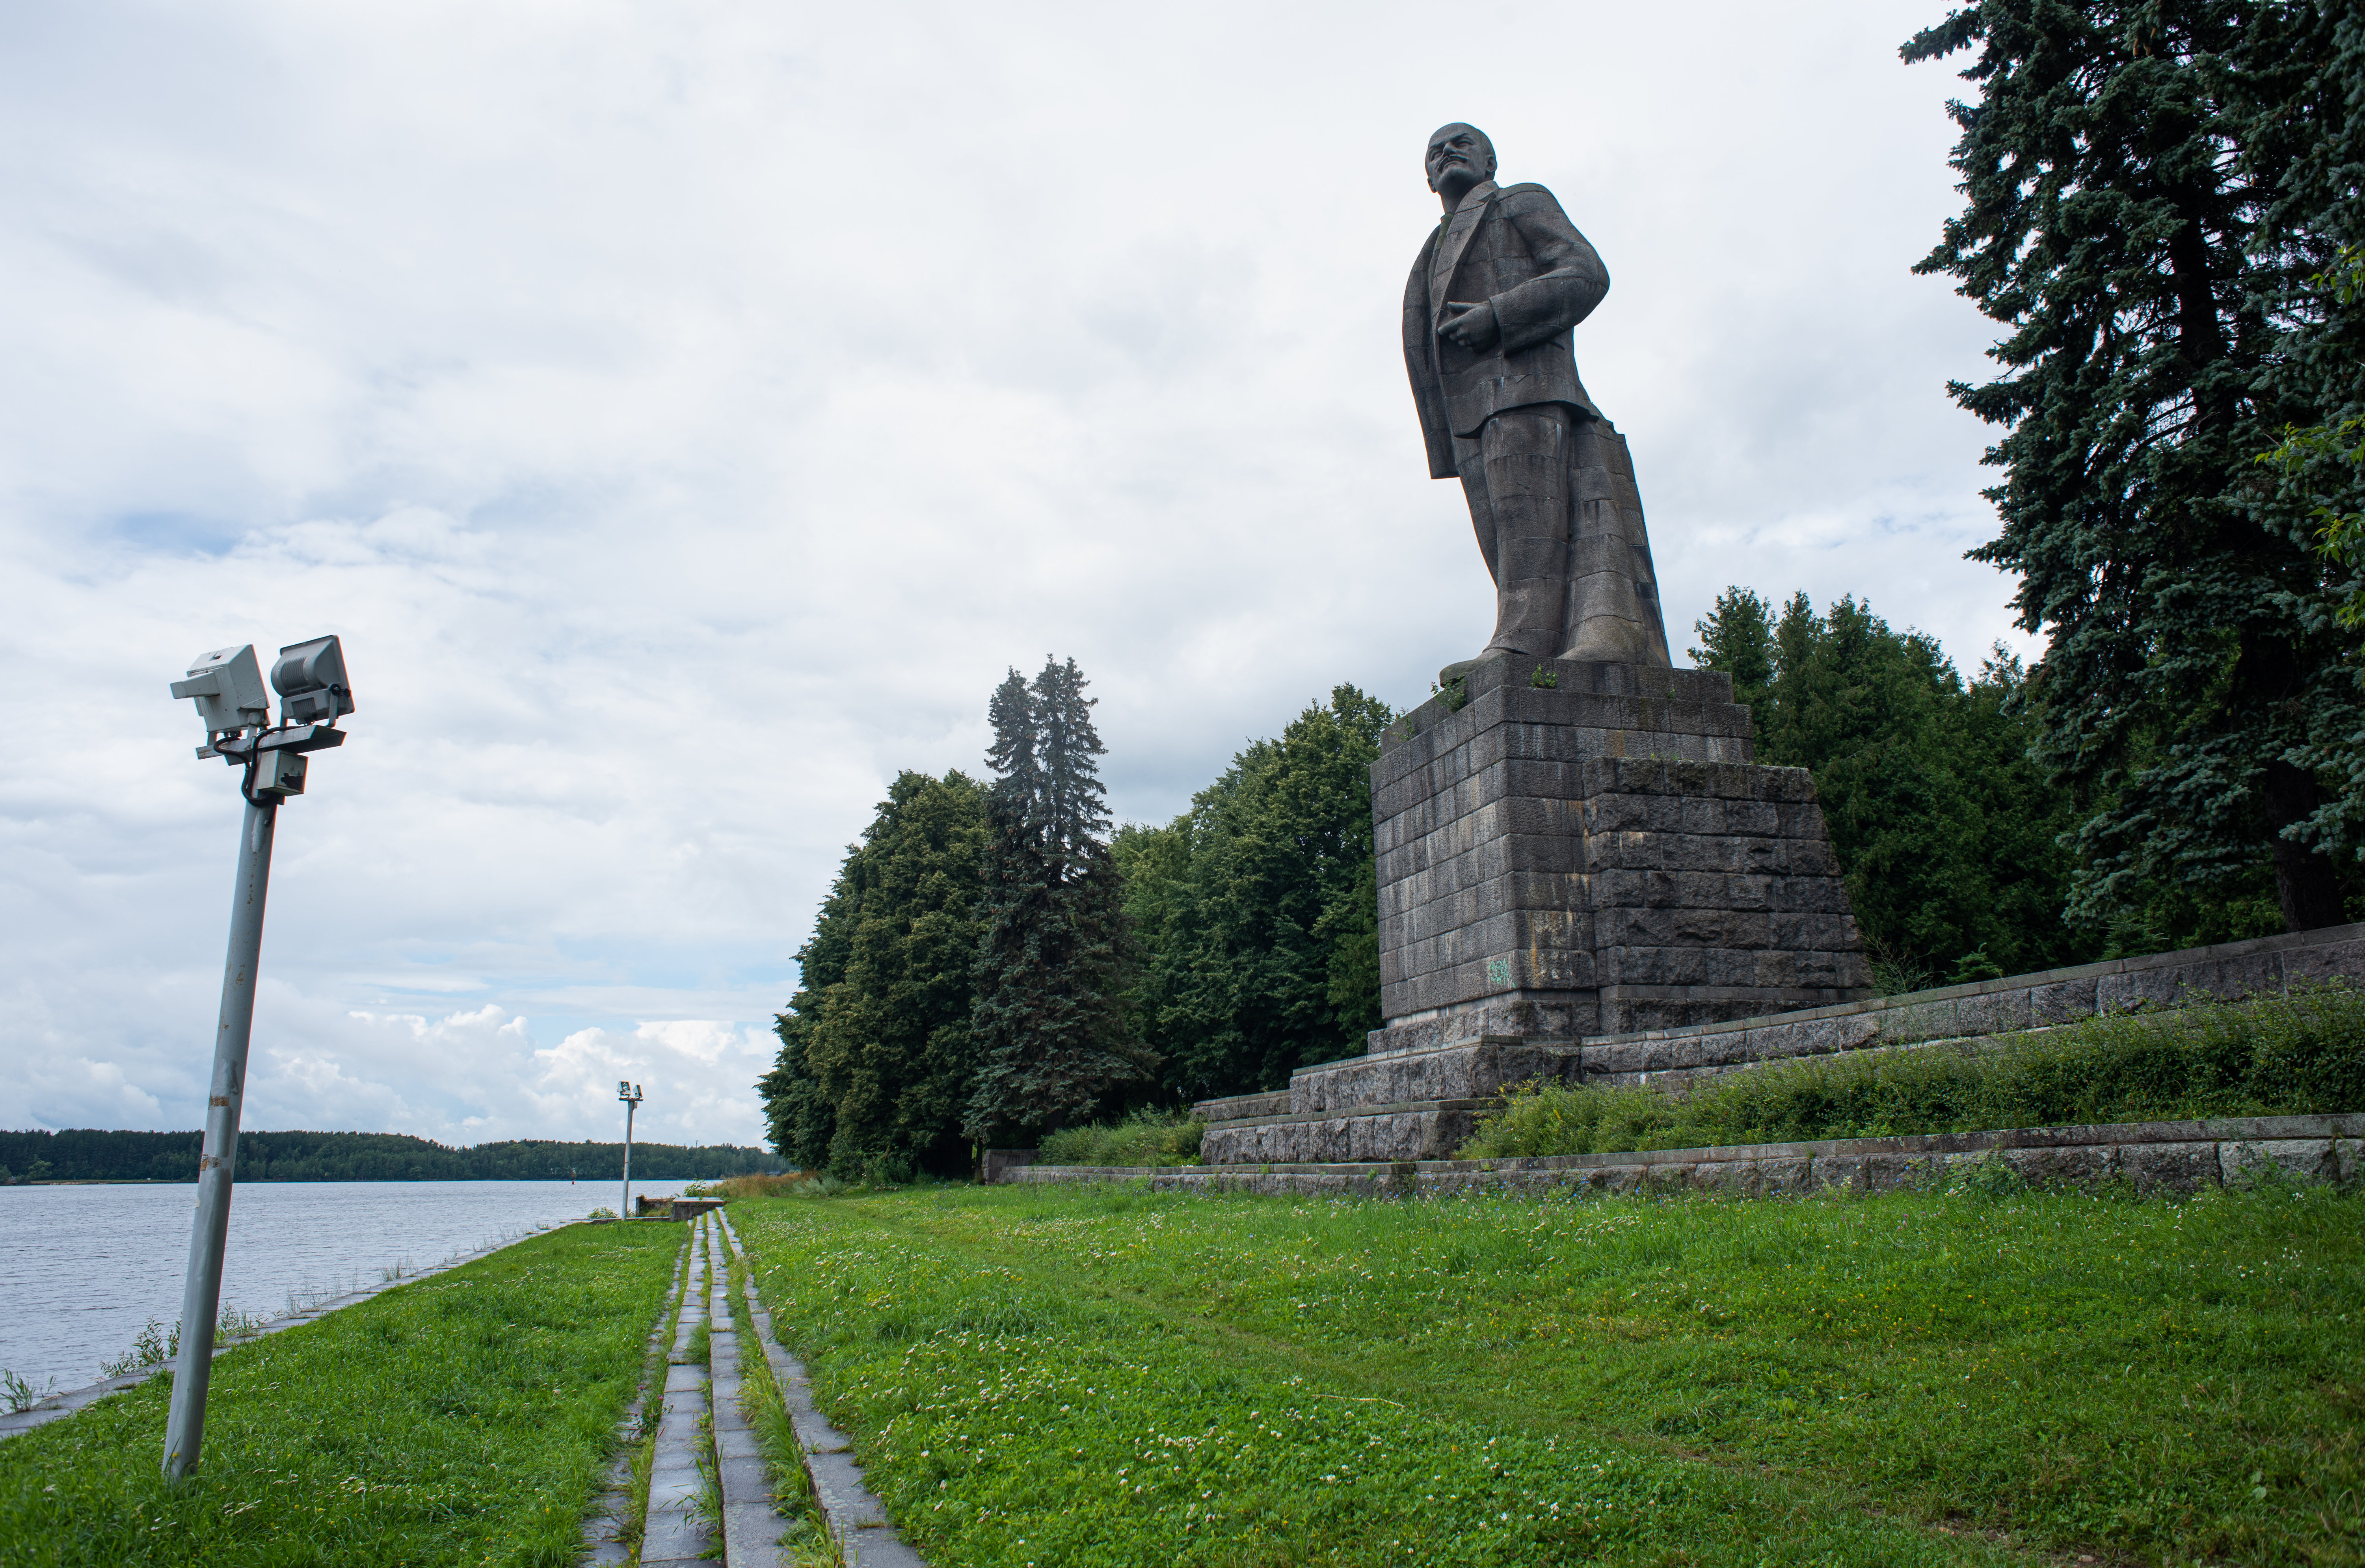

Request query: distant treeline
[{"left": 0, "top": 1129, "right": 787, "bottom": 1184}]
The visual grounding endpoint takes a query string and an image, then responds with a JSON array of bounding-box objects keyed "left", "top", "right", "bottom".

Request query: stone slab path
[
  {"left": 638, "top": 1214, "right": 717, "bottom": 1566},
  {"left": 581, "top": 1225, "right": 694, "bottom": 1563},
  {"left": 717, "top": 1209, "right": 926, "bottom": 1568}
]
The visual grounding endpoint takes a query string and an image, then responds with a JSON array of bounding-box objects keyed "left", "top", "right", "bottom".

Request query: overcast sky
[{"left": 0, "top": 0, "right": 2024, "bottom": 1149}]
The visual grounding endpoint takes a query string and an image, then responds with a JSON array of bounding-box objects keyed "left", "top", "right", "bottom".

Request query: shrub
[
  {"left": 705, "top": 1172, "right": 810, "bottom": 1199},
  {"left": 1458, "top": 982, "right": 2365, "bottom": 1159},
  {"left": 1038, "top": 1107, "right": 1206, "bottom": 1166}
]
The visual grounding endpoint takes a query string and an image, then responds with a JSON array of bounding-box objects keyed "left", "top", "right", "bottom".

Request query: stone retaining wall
[
  {"left": 1191, "top": 922, "right": 2365, "bottom": 1167},
  {"left": 1577, "top": 920, "right": 2365, "bottom": 1091},
  {"left": 1009, "top": 1113, "right": 2364, "bottom": 1203}
]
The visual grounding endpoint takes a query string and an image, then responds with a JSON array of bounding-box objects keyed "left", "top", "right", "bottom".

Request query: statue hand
[{"left": 1439, "top": 299, "right": 1501, "bottom": 352}]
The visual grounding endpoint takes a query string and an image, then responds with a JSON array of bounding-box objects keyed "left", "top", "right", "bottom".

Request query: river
[{"left": 0, "top": 1178, "right": 690, "bottom": 1393}]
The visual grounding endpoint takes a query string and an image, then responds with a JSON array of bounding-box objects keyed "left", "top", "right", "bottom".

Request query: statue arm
[{"left": 1487, "top": 186, "right": 1610, "bottom": 355}]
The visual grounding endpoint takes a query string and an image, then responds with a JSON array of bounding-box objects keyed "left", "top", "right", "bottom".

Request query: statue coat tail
[{"left": 1561, "top": 419, "right": 1672, "bottom": 666}]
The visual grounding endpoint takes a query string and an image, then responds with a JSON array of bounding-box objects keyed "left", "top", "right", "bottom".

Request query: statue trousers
[{"left": 1451, "top": 403, "right": 1667, "bottom": 666}]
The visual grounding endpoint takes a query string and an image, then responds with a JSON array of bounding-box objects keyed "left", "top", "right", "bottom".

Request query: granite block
[
  {"left": 1642, "top": 1163, "right": 1695, "bottom": 1194},
  {"left": 1882, "top": 1000, "right": 1958, "bottom": 1042},
  {"left": 1995, "top": 1145, "right": 2116, "bottom": 1187},
  {"left": 1865, "top": 1155, "right": 1934, "bottom": 1192},
  {"left": 2119, "top": 1141, "right": 2218, "bottom": 1196},
  {"left": 1812, "top": 1155, "right": 1867, "bottom": 1192},
  {"left": 2221, "top": 1139, "right": 2339, "bottom": 1186},
  {"left": 2280, "top": 936, "right": 2365, "bottom": 987},
  {"left": 1954, "top": 988, "right": 2032, "bottom": 1038}
]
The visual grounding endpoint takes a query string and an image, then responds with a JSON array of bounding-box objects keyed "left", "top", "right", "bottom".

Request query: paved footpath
[
  {"left": 636, "top": 1213, "right": 718, "bottom": 1566},
  {"left": 716, "top": 1209, "right": 926, "bottom": 1568},
  {"left": 579, "top": 1224, "right": 692, "bottom": 1563}
]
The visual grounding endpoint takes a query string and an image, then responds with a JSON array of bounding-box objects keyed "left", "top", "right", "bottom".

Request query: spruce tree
[
  {"left": 1905, "top": 0, "right": 2365, "bottom": 932},
  {"left": 964, "top": 658, "right": 1153, "bottom": 1145},
  {"left": 2254, "top": 9, "right": 2365, "bottom": 841}
]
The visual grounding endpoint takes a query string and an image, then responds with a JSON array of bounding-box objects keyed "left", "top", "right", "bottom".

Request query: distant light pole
[
  {"left": 618, "top": 1081, "right": 645, "bottom": 1217},
  {"left": 162, "top": 636, "right": 355, "bottom": 1484}
]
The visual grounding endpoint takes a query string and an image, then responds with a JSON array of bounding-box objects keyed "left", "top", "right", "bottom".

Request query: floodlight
[
  {"left": 618, "top": 1083, "right": 646, "bottom": 1219},
  {"left": 270, "top": 635, "right": 354, "bottom": 727},
  {"left": 161, "top": 629, "right": 359, "bottom": 1484},
  {"left": 170, "top": 646, "right": 271, "bottom": 748}
]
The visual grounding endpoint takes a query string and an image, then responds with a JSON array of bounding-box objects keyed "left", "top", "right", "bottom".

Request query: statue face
[{"left": 1425, "top": 124, "right": 1494, "bottom": 193}]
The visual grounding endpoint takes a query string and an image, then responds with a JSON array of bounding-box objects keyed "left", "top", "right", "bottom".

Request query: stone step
[{"left": 1202, "top": 1099, "right": 1494, "bottom": 1163}]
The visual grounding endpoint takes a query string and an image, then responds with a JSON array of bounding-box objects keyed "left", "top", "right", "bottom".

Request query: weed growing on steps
[
  {"left": 732, "top": 1179, "right": 2365, "bottom": 1568},
  {"left": 0, "top": 1222, "right": 680, "bottom": 1566},
  {"left": 1460, "top": 981, "right": 2365, "bottom": 1159},
  {"left": 1039, "top": 1108, "right": 1206, "bottom": 1167},
  {"left": 620, "top": 1419, "right": 658, "bottom": 1557},
  {"left": 0, "top": 1370, "right": 56, "bottom": 1415},
  {"left": 95, "top": 1304, "right": 273, "bottom": 1380},
  {"left": 690, "top": 1382, "right": 723, "bottom": 1536},
  {"left": 611, "top": 1226, "right": 692, "bottom": 1560}
]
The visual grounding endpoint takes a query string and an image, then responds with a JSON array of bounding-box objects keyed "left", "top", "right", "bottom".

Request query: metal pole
[
  {"left": 621, "top": 1099, "right": 635, "bottom": 1218},
  {"left": 163, "top": 796, "right": 278, "bottom": 1482}
]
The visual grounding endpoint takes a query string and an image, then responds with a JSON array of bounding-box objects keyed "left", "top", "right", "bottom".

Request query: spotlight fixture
[
  {"left": 271, "top": 635, "right": 355, "bottom": 727},
  {"left": 619, "top": 1082, "right": 646, "bottom": 1219},
  {"left": 170, "top": 646, "right": 272, "bottom": 755},
  {"left": 161, "top": 631, "right": 357, "bottom": 1484}
]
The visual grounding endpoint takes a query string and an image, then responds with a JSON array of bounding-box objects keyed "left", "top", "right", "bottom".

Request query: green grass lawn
[
  {"left": 0, "top": 1220, "right": 683, "bottom": 1567},
  {"left": 732, "top": 1181, "right": 2365, "bottom": 1568}
]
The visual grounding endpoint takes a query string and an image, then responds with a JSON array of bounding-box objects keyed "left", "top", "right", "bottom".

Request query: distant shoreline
[
  {"left": 0, "top": 1129, "right": 785, "bottom": 1186},
  {"left": 0, "top": 1176, "right": 734, "bottom": 1186}
]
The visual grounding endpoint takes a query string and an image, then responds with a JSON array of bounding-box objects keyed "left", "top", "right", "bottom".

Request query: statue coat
[{"left": 1401, "top": 178, "right": 1610, "bottom": 480}]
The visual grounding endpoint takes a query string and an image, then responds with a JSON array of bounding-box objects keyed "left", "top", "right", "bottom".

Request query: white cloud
[{"left": 0, "top": 0, "right": 2029, "bottom": 1142}]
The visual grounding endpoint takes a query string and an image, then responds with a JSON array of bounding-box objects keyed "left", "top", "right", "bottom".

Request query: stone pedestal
[
  {"left": 1196, "top": 654, "right": 1870, "bottom": 1165},
  {"left": 1373, "top": 654, "right": 1868, "bottom": 1039}
]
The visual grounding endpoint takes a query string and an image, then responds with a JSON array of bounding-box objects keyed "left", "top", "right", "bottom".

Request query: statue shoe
[{"left": 1437, "top": 647, "right": 1521, "bottom": 687}]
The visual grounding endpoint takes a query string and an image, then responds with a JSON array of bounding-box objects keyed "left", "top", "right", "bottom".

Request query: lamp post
[
  {"left": 161, "top": 636, "right": 354, "bottom": 1484},
  {"left": 619, "top": 1081, "right": 644, "bottom": 1217}
]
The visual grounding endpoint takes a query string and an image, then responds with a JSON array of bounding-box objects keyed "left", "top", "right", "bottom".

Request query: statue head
[{"left": 1425, "top": 123, "right": 1496, "bottom": 202}]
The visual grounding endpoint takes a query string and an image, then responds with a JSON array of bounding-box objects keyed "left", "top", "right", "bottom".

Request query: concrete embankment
[{"left": 0, "top": 1220, "right": 581, "bottom": 1442}]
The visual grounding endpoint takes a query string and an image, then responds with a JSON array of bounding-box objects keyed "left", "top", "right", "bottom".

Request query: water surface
[{"left": 0, "top": 1179, "right": 688, "bottom": 1391}]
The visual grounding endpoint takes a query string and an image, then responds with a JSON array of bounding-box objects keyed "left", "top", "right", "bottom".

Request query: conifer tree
[
  {"left": 964, "top": 658, "right": 1153, "bottom": 1144},
  {"left": 1905, "top": 0, "right": 2365, "bottom": 932}
]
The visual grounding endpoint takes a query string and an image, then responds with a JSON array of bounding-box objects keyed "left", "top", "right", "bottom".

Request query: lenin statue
[{"left": 1406, "top": 124, "right": 1673, "bottom": 682}]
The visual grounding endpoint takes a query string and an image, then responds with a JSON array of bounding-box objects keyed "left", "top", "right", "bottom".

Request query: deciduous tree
[
  {"left": 759, "top": 770, "right": 988, "bottom": 1177},
  {"left": 1117, "top": 685, "right": 1393, "bottom": 1099}
]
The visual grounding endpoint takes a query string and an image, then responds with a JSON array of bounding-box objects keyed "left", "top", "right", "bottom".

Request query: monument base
[
  {"left": 1197, "top": 1034, "right": 1578, "bottom": 1163},
  {"left": 1373, "top": 655, "right": 1872, "bottom": 1034},
  {"left": 1196, "top": 655, "right": 1872, "bottom": 1166}
]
